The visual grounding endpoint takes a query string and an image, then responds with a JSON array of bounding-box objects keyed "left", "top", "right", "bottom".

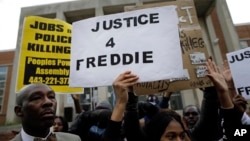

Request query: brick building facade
[
  {"left": 0, "top": 50, "right": 15, "bottom": 125},
  {"left": 235, "top": 23, "right": 250, "bottom": 48}
]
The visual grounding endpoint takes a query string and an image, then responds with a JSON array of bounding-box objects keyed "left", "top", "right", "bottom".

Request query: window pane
[
  {"left": 170, "top": 92, "right": 183, "bottom": 110},
  {"left": 0, "top": 66, "right": 7, "bottom": 113},
  {"left": 80, "top": 88, "right": 91, "bottom": 111},
  {"left": 0, "top": 81, "right": 5, "bottom": 87},
  {"left": 0, "top": 89, "right": 3, "bottom": 96},
  {"left": 0, "top": 67, "right": 7, "bottom": 72},
  {"left": 0, "top": 75, "right": 6, "bottom": 81},
  {"left": 240, "top": 40, "right": 248, "bottom": 48}
]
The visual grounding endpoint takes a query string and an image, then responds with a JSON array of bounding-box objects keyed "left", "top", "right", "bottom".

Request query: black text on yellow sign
[{"left": 24, "top": 56, "right": 70, "bottom": 85}]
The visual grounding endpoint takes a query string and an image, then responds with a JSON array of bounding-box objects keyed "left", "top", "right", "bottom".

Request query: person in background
[
  {"left": 144, "top": 111, "right": 188, "bottom": 141},
  {"left": 182, "top": 105, "right": 200, "bottom": 129},
  {"left": 95, "top": 100, "right": 113, "bottom": 111},
  {"left": 53, "top": 116, "right": 69, "bottom": 132},
  {"left": 159, "top": 92, "right": 172, "bottom": 109},
  {"left": 146, "top": 94, "right": 159, "bottom": 106},
  {"left": 138, "top": 95, "right": 160, "bottom": 127},
  {"left": 10, "top": 83, "right": 81, "bottom": 141},
  {"left": 154, "top": 92, "right": 200, "bottom": 132},
  {"left": 68, "top": 100, "right": 113, "bottom": 141},
  {"left": 146, "top": 92, "right": 172, "bottom": 109},
  {"left": 138, "top": 92, "right": 172, "bottom": 127}
]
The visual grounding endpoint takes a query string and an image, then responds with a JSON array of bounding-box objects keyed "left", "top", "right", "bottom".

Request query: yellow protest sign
[{"left": 16, "top": 16, "right": 83, "bottom": 93}]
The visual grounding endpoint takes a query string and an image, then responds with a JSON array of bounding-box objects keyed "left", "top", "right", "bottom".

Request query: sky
[{"left": 0, "top": 0, "right": 249, "bottom": 51}]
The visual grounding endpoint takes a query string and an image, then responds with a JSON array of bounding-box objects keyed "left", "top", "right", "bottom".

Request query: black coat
[{"left": 68, "top": 109, "right": 112, "bottom": 141}]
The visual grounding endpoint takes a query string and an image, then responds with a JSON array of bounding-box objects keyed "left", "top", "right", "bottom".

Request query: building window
[
  {"left": 240, "top": 40, "right": 248, "bottom": 48},
  {"left": 79, "top": 88, "right": 91, "bottom": 111},
  {"left": 169, "top": 91, "right": 183, "bottom": 110},
  {"left": 0, "top": 66, "right": 8, "bottom": 113}
]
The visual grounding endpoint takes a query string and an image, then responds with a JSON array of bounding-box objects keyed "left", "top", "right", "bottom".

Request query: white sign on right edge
[{"left": 226, "top": 47, "right": 250, "bottom": 100}]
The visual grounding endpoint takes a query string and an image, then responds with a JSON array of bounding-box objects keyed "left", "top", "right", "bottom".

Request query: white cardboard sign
[
  {"left": 226, "top": 47, "right": 250, "bottom": 100},
  {"left": 70, "top": 5, "right": 183, "bottom": 87}
]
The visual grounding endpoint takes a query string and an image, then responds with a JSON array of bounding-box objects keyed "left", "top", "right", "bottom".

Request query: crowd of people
[{"left": 9, "top": 59, "right": 250, "bottom": 141}]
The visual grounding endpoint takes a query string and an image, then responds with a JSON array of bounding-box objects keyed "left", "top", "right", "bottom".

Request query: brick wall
[
  {"left": 0, "top": 50, "right": 15, "bottom": 125},
  {"left": 235, "top": 24, "right": 250, "bottom": 47}
]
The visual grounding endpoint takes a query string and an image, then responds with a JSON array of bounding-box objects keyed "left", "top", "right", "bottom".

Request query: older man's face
[{"left": 19, "top": 84, "right": 57, "bottom": 128}]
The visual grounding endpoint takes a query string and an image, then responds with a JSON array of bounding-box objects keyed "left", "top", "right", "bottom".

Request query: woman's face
[
  {"left": 160, "top": 120, "right": 185, "bottom": 141},
  {"left": 53, "top": 117, "right": 64, "bottom": 132}
]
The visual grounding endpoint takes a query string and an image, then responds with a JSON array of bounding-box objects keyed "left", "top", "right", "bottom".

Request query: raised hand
[
  {"left": 111, "top": 71, "right": 139, "bottom": 122},
  {"left": 206, "top": 59, "right": 233, "bottom": 108},
  {"left": 162, "top": 91, "right": 172, "bottom": 98},
  {"left": 222, "top": 60, "right": 235, "bottom": 89},
  {"left": 71, "top": 94, "right": 82, "bottom": 113},
  {"left": 206, "top": 59, "right": 228, "bottom": 92},
  {"left": 113, "top": 71, "right": 139, "bottom": 105},
  {"left": 222, "top": 60, "right": 239, "bottom": 99},
  {"left": 233, "top": 94, "right": 248, "bottom": 113},
  {"left": 71, "top": 94, "right": 80, "bottom": 101}
]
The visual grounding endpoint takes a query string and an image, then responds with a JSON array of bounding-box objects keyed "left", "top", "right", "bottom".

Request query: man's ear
[{"left": 14, "top": 106, "right": 23, "bottom": 117}]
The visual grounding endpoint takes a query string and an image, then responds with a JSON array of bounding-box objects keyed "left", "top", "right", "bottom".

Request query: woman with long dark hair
[{"left": 53, "top": 116, "right": 69, "bottom": 132}]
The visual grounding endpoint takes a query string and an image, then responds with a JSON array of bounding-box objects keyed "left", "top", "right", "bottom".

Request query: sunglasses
[{"left": 184, "top": 112, "right": 199, "bottom": 116}]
